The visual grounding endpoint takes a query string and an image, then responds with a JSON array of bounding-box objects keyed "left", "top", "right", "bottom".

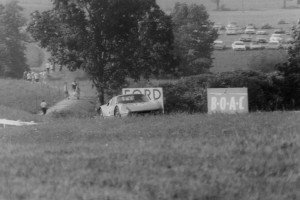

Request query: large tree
[
  {"left": 27, "top": 0, "right": 175, "bottom": 104},
  {"left": 0, "top": 1, "right": 28, "bottom": 78},
  {"left": 276, "top": 21, "right": 300, "bottom": 109},
  {"left": 171, "top": 3, "right": 218, "bottom": 76}
]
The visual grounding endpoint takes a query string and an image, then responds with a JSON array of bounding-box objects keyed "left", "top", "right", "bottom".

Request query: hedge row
[{"left": 160, "top": 70, "right": 299, "bottom": 113}]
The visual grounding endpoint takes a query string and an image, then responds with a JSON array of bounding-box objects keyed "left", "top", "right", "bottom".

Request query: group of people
[
  {"left": 23, "top": 70, "right": 47, "bottom": 84},
  {"left": 63, "top": 80, "right": 80, "bottom": 100},
  {"left": 40, "top": 80, "right": 81, "bottom": 115}
]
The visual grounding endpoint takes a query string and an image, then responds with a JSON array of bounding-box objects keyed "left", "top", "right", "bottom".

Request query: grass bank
[
  {"left": 0, "top": 112, "right": 299, "bottom": 199},
  {"left": 0, "top": 79, "right": 64, "bottom": 120}
]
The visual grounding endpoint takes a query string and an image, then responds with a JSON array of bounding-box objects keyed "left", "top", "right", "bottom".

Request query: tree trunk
[
  {"left": 98, "top": 86, "right": 105, "bottom": 105},
  {"left": 283, "top": 0, "right": 286, "bottom": 8}
]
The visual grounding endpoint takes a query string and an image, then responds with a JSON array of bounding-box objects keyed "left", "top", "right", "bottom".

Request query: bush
[
  {"left": 209, "top": 70, "right": 282, "bottom": 111},
  {"left": 160, "top": 74, "right": 214, "bottom": 113},
  {"left": 278, "top": 19, "right": 288, "bottom": 25},
  {"left": 160, "top": 71, "right": 285, "bottom": 113},
  {"left": 261, "top": 23, "right": 273, "bottom": 29}
]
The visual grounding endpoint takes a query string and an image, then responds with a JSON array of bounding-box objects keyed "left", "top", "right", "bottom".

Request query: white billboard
[{"left": 207, "top": 88, "right": 249, "bottom": 114}]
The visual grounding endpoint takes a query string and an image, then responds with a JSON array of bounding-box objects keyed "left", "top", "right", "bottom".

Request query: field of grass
[
  {"left": 0, "top": 79, "right": 64, "bottom": 120},
  {"left": 0, "top": 112, "right": 299, "bottom": 199}
]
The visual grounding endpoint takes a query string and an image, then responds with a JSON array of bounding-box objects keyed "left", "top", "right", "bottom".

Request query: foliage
[
  {"left": 275, "top": 21, "right": 300, "bottom": 110},
  {"left": 261, "top": 23, "right": 273, "bottom": 29},
  {"left": 0, "top": 1, "right": 28, "bottom": 78},
  {"left": 27, "top": 0, "right": 175, "bottom": 104},
  {"left": 160, "top": 74, "right": 213, "bottom": 113},
  {"left": 171, "top": 3, "right": 218, "bottom": 76},
  {"left": 160, "top": 70, "right": 286, "bottom": 113}
]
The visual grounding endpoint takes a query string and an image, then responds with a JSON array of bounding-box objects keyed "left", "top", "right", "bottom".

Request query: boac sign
[{"left": 207, "top": 88, "right": 249, "bottom": 114}]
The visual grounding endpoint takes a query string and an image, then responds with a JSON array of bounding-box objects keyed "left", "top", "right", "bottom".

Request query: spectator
[
  {"left": 63, "top": 82, "right": 69, "bottom": 99},
  {"left": 26, "top": 71, "right": 31, "bottom": 82},
  {"left": 75, "top": 84, "right": 80, "bottom": 99},
  {"left": 45, "top": 62, "right": 50, "bottom": 73},
  {"left": 71, "top": 80, "right": 77, "bottom": 91},
  {"left": 40, "top": 100, "right": 48, "bottom": 115},
  {"left": 34, "top": 72, "right": 39, "bottom": 83},
  {"left": 23, "top": 71, "right": 27, "bottom": 80}
]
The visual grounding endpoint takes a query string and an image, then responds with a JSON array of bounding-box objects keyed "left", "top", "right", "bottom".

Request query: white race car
[{"left": 98, "top": 94, "right": 163, "bottom": 118}]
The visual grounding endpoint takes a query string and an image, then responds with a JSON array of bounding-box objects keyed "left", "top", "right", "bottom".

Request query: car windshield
[{"left": 117, "top": 94, "right": 149, "bottom": 104}]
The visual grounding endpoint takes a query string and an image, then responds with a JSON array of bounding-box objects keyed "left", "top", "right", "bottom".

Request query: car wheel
[{"left": 114, "top": 107, "right": 121, "bottom": 118}]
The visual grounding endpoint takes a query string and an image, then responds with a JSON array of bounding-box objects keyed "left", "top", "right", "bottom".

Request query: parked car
[
  {"left": 274, "top": 28, "right": 285, "bottom": 34},
  {"left": 226, "top": 28, "right": 238, "bottom": 35},
  {"left": 249, "top": 42, "right": 264, "bottom": 50},
  {"left": 256, "top": 30, "right": 268, "bottom": 35},
  {"left": 244, "top": 28, "right": 256, "bottom": 34},
  {"left": 255, "top": 37, "right": 268, "bottom": 43},
  {"left": 270, "top": 34, "right": 283, "bottom": 43},
  {"left": 246, "top": 24, "right": 256, "bottom": 29},
  {"left": 213, "top": 23, "right": 225, "bottom": 30},
  {"left": 239, "top": 34, "right": 252, "bottom": 42},
  {"left": 232, "top": 41, "right": 247, "bottom": 51},
  {"left": 266, "top": 41, "right": 282, "bottom": 50},
  {"left": 213, "top": 40, "right": 226, "bottom": 50},
  {"left": 98, "top": 94, "right": 163, "bottom": 118}
]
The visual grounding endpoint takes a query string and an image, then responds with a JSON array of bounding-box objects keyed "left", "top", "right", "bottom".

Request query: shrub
[
  {"left": 160, "top": 74, "right": 214, "bottom": 113},
  {"left": 278, "top": 19, "right": 287, "bottom": 25},
  {"left": 261, "top": 23, "right": 273, "bottom": 29},
  {"left": 160, "top": 71, "right": 284, "bottom": 113},
  {"left": 209, "top": 70, "right": 282, "bottom": 111}
]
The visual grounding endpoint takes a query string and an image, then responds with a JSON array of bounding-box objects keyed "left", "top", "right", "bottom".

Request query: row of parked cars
[{"left": 213, "top": 23, "right": 293, "bottom": 51}]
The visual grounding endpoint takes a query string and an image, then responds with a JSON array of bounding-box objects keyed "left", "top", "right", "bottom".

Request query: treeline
[{"left": 0, "top": 2, "right": 29, "bottom": 78}]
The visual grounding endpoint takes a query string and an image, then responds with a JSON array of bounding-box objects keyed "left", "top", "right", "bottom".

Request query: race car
[{"left": 98, "top": 94, "right": 163, "bottom": 118}]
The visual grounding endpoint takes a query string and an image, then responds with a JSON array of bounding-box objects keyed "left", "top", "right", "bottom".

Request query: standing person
[
  {"left": 63, "top": 82, "right": 69, "bottom": 99},
  {"left": 23, "top": 71, "right": 27, "bottom": 80},
  {"left": 34, "top": 72, "right": 39, "bottom": 83},
  {"left": 75, "top": 84, "right": 80, "bottom": 100},
  {"left": 71, "top": 80, "right": 77, "bottom": 91},
  {"left": 40, "top": 100, "right": 48, "bottom": 115},
  {"left": 45, "top": 62, "right": 50, "bottom": 74},
  {"left": 31, "top": 72, "right": 35, "bottom": 84},
  {"left": 26, "top": 71, "right": 31, "bottom": 82}
]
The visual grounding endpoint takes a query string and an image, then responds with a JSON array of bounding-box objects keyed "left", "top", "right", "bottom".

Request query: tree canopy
[
  {"left": 27, "top": 0, "right": 175, "bottom": 104},
  {"left": 276, "top": 21, "right": 300, "bottom": 109},
  {"left": 0, "top": 1, "right": 28, "bottom": 78},
  {"left": 171, "top": 3, "right": 218, "bottom": 76}
]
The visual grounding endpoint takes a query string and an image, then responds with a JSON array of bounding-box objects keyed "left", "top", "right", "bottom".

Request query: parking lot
[{"left": 215, "top": 23, "right": 293, "bottom": 51}]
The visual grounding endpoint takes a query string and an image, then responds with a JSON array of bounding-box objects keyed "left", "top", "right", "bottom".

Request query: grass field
[
  {"left": 0, "top": 79, "right": 64, "bottom": 121},
  {"left": 0, "top": 112, "right": 299, "bottom": 199}
]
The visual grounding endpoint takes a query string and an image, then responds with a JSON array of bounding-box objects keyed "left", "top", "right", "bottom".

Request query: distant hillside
[
  {"left": 4, "top": 0, "right": 299, "bottom": 19},
  {"left": 157, "top": 0, "right": 300, "bottom": 11}
]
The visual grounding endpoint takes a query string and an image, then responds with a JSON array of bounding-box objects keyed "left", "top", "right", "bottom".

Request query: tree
[
  {"left": 211, "top": 0, "right": 221, "bottom": 10},
  {"left": 275, "top": 21, "right": 300, "bottom": 109},
  {"left": 0, "top": 1, "right": 28, "bottom": 78},
  {"left": 171, "top": 3, "right": 218, "bottom": 76},
  {"left": 27, "top": 0, "right": 175, "bottom": 104}
]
